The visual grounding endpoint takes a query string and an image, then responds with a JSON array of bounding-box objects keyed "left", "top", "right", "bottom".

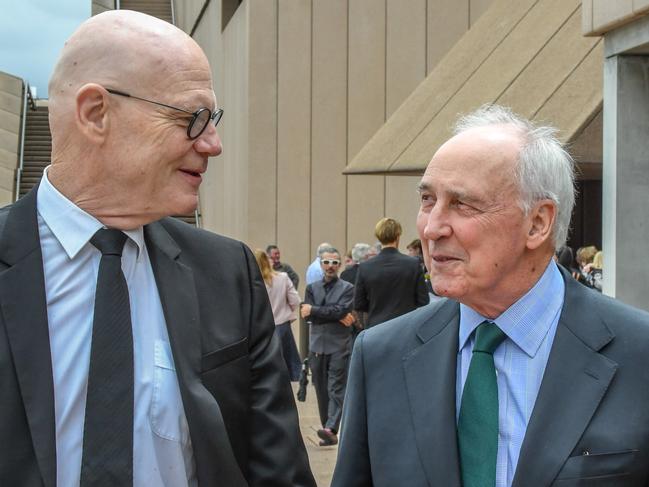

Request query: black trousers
[
  {"left": 309, "top": 348, "right": 350, "bottom": 433},
  {"left": 275, "top": 321, "right": 302, "bottom": 381}
]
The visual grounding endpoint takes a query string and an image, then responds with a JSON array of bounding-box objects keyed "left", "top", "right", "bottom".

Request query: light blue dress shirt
[
  {"left": 37, "top": 167, "right": 197, "bottom": 487},
  {"left": 306, "top": 257, "right": 323, "bottom": 285},
  {"left": 457, "top": 260, "right": 565, "bottom": 487}
]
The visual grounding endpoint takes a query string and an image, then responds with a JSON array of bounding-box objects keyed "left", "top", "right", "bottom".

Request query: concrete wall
[
  {"left": 92, "top": 0, "right": 115, "bottom": 15},
  {"left": 183, "top": 0, "right": 494, "bottom": 285},
  {"left": 583, "top": 0, "right": 649, "bottom": 35},
  {"left": 0, "top": 72, "right": 23, "bottom": 205}
]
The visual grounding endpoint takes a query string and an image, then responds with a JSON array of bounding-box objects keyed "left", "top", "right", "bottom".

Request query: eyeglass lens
[
  {"left": 189, "top": 108, "right": 223, "bottom": 139},
  {"left": 322, "top": 260, "right": 340, "bottom": 266}
]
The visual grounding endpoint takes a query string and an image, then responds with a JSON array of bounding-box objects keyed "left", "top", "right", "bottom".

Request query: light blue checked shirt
[{"left": 456, "top": 260, "right": 565, "bottom": 487}]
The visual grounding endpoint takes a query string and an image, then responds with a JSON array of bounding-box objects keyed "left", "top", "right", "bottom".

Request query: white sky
[{"left": 0, "top": 0, "right": 90, "bottom": 98}]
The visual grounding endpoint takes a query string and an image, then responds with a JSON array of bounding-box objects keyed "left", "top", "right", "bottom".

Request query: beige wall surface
[
  {"left": 182, "top": 0, "right": 493, "bottom": 284},
  {"left": 583, "top": 0, "right": 649, "bottom": 35},
  {"left": 0, "top": 72, "right": 23, "bottom": 205},
  {"left": 174, "top": 0, "right": 204, "bottom": 35}
]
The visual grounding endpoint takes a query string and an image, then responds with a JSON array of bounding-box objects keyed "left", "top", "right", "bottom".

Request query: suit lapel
[
  {"left": 144, "top": 222, "right": 201, "bottom": 377},
  {"left": 144, "top": 221, "right": 247, "bottom": 486},
  {"left": 403, "top": 300, "right": 462, "bottom": 487},
  {"left": 0, "top": 188, "right": 56, "bottom": 487},
  {"left": 312, "top": 281, "right": 325, "bottom": 305},
  {"left": 512, "top": 271, "right": 617, "bottom": 487}
]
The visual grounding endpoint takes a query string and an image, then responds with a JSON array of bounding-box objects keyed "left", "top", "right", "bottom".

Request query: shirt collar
[
  {"left": 458, "top": 260, "right": 565, "bottom": 358},
  {"left": 37, "top": 166, "right": 145, "bottom": 259}
]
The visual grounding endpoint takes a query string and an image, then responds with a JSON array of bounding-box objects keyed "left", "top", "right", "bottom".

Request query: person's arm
[
  {"left": 331, "top": 332, "right": 373, "bottom": 487},
  {"left": 310, "top": 284, "right": 354, "bottom": 321},
  {"left": 415, "top": 266, "right": 430, "bottom": 307},
  {"left": 354, "top": 267, "right": 369, "bottom": 312},
  {"left": 285, "top": 264, "right": 300, "bottom": 291},
  {"left": 286, "top": 275, "right": 300, "bottom": 311},
  {"left": 243, "top": 246, "right": 316, "bottom": 487}
]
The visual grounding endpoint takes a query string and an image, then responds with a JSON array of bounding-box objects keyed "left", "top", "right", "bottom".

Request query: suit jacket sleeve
[
  {"left": 304, "top": 283, "right": 315, "bottom": 306},
  {"left": 353, "top": 266, "right": 369, "bottom": 312},
  {"left": 310, "top": 283, "right": 354, "bottom": 321},
  {"left": 331, "top": 332, "right": 373, "bottom": 487},
  {"left": 415, "top": 266, "right": 430, "bottom": 307},
  {"left": 243, "top": 246, "right": 316, "bottom": 486},
  {"left": 285, "top": 264, "right": 300, "bottom": 291}
]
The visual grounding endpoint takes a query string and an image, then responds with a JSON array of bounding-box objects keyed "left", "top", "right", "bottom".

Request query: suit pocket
[
  {"left": 201, "top": 337, "right": 248, "bottom": 372},
  {"left": 554, "top": 450, "right": 638, "bottom": 481},
  {"left": 149, "top": 339, "right": 190, "bottom": 443}
]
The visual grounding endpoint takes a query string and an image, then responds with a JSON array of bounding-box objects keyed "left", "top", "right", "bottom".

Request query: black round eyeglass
[{"left": 106, "top": 88, "right": 223, "bottom": 140}]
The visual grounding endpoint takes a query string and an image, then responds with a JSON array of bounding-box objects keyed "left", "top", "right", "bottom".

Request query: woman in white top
[{"left": 254, "top": 249, "right": 302, "bottom": 381}]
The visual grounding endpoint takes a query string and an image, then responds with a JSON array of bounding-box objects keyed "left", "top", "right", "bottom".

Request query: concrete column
[{"left": 602, "top": 54, "right": 649, "bottom": 309}]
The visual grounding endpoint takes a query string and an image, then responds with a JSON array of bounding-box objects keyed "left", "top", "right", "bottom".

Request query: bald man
[{"left": 0, "top": 10, "right": 315, "bottom": 487}]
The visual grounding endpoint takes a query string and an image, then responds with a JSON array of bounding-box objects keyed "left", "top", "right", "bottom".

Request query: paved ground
[{"left": 293, "top": 383, "right": 338, "bottom": 487}]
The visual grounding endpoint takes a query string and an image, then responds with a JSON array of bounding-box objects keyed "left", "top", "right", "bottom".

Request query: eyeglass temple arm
[{"left": 105, "top": 88, "right": 194, "bottom": 115}]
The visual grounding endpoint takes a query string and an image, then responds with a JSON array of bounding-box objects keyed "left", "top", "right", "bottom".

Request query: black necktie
[{"left": 80, "top": 228, "right": 133, "bottom": 486}]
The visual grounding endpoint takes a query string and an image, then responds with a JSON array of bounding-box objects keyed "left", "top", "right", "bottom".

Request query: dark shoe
[{"left": 317, "top": 428, "right": 338, "bottom": 446}]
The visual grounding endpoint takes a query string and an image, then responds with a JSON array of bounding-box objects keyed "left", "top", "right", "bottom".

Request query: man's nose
[
  {"left": 194, "top": 124, "right": 223, "bottom": 157},
  {"left": 422, "top": 206, "right": 452, "bottom": 240}
]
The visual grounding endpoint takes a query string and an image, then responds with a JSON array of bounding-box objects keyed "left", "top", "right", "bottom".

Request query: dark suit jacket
[
  {"left": 305, "top": 278, "right": 354, "bottom": 354},
  {"left": 354, "top": 247, "right": 429, "bottom": 327},
  {"left": 0, "top": 188, "right": 315, "bottom": 487},
  {"left": 332, "top": 268, "right": 649, "bottom": 486}
]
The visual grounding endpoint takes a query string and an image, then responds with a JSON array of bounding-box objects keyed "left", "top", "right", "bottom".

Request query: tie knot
[
  {"left": 90, "top": 228, "right": 128, "bottom": 256},
  {"left": 472, "top": 321, "right": 506, "bottom": 355}
]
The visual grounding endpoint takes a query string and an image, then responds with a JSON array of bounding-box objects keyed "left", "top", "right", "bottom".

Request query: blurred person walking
[
  {"left": 584, "top": 251, "right": 603, "bottom": 292},
  {"left": 573, "top": 245, "right": 598, "bottom": 285},
  {"left": 354, "top": 218, "right": 429, "bottom": 328},
  {"left": 255, "top": 250, "right": 302, "bottom": 381},
  {"left": 341, "top": 243, "right": 372, "bottom": 336}
]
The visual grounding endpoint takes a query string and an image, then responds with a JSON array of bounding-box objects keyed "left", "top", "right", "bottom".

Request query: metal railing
[
  {"left": 15, "top": 82, "right": 37, "bottom": 202},
  {"left": 170, "top": 0, "right": 175, "bottom": 25}
]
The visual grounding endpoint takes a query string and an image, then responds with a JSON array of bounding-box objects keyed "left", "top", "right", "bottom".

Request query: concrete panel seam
[{"left": 385, "top": 0, "right": 539, "bottom": 171}]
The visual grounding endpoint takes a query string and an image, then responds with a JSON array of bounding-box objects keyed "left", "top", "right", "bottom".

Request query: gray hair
[
  {"left": 351, "top": 243, "right": 372, "bottom": 263},
  {"left": 319, "top": 246, "right": 339, "bottom": 257},
  {"left": 316, "top": 242, "right": 333, "bottom": 257},
  {"left": 454, "top": 104, "right": 575, "bottom": 249}
]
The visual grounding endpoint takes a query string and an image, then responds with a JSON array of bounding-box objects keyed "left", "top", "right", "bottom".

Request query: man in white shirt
[{"left": 0, "top": 10, "right": 314, "bottom": 487}]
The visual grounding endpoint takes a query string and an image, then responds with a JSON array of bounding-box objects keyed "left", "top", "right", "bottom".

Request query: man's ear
[
  {"left": 526, "top": 199, "right": 556, "bottom": 250},
  {"left": 75, "top": 83, "right": 110, "bottom": 143}
]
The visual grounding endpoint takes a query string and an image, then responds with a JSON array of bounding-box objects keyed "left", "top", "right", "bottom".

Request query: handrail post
[
  {"left": 170, "top": 0, "right": 176, "bottom": 25},
  {"left": 15, "top": 81, "right": 30, "bottom": 202}
]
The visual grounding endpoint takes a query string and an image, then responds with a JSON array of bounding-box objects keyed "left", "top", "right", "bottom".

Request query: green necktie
[{"left": 458, "top": 320, "right": 507, "bottom": 487}]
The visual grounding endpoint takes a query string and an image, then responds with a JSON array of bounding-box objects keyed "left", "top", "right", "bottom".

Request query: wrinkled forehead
[{"left": 421, "top": 125, "right": 522, "bottom": 192}]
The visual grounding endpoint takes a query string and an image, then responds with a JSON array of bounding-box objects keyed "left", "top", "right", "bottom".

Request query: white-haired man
[
  {"left": 0, "top": 10, "right": 314, "bottom": 487},
  {"left": 332, "top": 105, "right": 649, "bottom": 486}
]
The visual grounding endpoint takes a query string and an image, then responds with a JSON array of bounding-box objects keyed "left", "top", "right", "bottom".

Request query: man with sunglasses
[
  {"left": 0, "top": 10, "right": 314, "bottom": 487},
  {"left": 300, "top": 247, "right": 354, "bottom": 446}
]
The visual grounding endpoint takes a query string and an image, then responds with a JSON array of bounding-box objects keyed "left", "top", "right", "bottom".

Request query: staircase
[
  {"left": 119, "top": 0, "right": 173, "bottom": 23},
  {"left": 18, "top": 106, "right": 50, "bottom": 198},
  {"left": 17, "top": 105, "right": 198, "bottom": 226}
]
